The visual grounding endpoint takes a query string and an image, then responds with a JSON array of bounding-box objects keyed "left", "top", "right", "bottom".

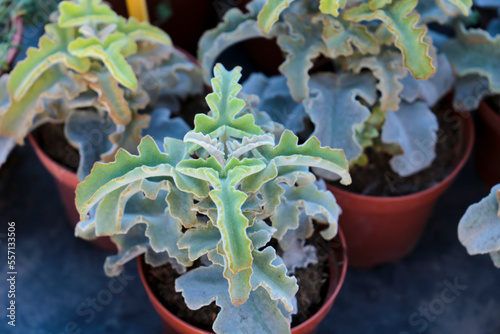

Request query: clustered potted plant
[
  {"left": 447, "top": 1, "right": 500, "bottom": 268},
  {"left": 0, "top": 0, "right": 204, "bottom": 249},
  {"left": 199, "top": 0, "right": 475, "bottom": 268},
  {"left": 440, "top": 0, "right": 500, "bottom": 188},
  {"left": 459, "top": 184, "right": 500, "bottom": 267},
  {"left": 75, "top": 64, "right": 350, "bottom": 333}
]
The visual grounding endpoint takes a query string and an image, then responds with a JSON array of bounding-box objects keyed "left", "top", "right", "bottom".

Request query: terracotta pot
[
  {"left": 106, "top": 0, "right": 213, "bottom": 55},
  {"left": 28, "top": 134, "right": 116, "bottom": 251},
  {"left": 327, "top": 113, "right": 475, "bottom": 269},
  {"left": 475, "top": 100, "right": 500, "bottom": 189},
  {"left": 138, "top": 231, "right": 348, "bottom": 334},
  {"left": 3, "top": 15, "right": 23, "bottom": 74}
]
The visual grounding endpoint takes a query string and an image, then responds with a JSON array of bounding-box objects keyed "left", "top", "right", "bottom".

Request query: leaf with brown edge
[
  {"left": 68, "top": 32, "right": 138, "bottom": 90},
  {"left": 0, "top": 65, "right": 87, "bottom": 144},
  {"left": 343, "top": 0, "right": 435, "bottom": 80},
  {"left": 8, "top": 24, "right": 90, "bottom": 101}
]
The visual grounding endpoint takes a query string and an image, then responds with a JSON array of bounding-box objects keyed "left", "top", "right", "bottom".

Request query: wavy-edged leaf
[
  {"left": 194, "top": 64, "right": 263, "bottom": 138},
  {"left": 178, "top": 222, "right": 221, "bottom": 261},
  {"left": 142, "top": 108, "right": 190, "bottom": 151},
  {"left": 277, "top": 12, "right": 325, "bottom": 101},
  {"left": 319, "top": 0, "right": 347, "bottom": 16},
  {"left": 213, "top": 286, "right": 292, "bottom": 334},
  {"left": 272, "top": 182, "right": 341, "bottom": 240},
  {"left": 8, "top": 24, "right": 90, "bottom": 101},
  {"left": 175, "top": 265, "right": 292, "bottom": 334},
  {"left": 441, "top": 23, "right": 500, "bottom": 109},
  {"left": 303, "top": 72, "right": 377, "bottom": 165},
  {"left": 58, "top": 0, "right": 118, "bottom": 27},
  {"left": 459, "top": 185, "right": 500, "bottom": 268},
  {"left": 242, "top": 73, "right": 307, "bottom": 134},
  {"left": 199, "top": 7, "right": 267, "bottom": 83},
  {"left": 315, "top": 14, "right": 379, "bottom": 58},
  {"left": 84, "top": 70, "right": 132, "bottom": 125},
  {"left": 68, "top": 32, "right": 138, "bottom": 90},
  {"left": 117, "top": 17, "right": 172, "bottom": 45},
  {"left": 258, "top": 0, "right": 296, "bottom": 33},
  {"left": 349, "top": 49, "right": 407, "bottom": 112},
  {"left": 76, "top": 135, "right": 187, "bottom": 219},
  {"left": 445, "top": 0, "right": 472, "bottom": 15},
  {"left": 102, "top": 110, "right": 151, "bottom": 163},
  {"left": 250, "top": 247, "right": 297, "bottom": 311},
  {"left": 0, "top": 66, "right": 87, "bottom": 144},
  {"left": 259, "top": 129, "right": 352, "bottom": 185},
  {"left": 210, "top": 179, "right": 253, "bottom": 274},
  {"left": 65, "top": 110, "right": 115, "bottom": 180},
  {"left": 399, "top": 53, "right": 454, "bottom": 107},
  {"left": 281, "top": 238, "right": 317, "bottom": 273},
  {"left": 381, "top": 101, "right": 438, "bottom": 177},
  {"left": 344, "top": 0, "right": 434, "bottom": 80}
]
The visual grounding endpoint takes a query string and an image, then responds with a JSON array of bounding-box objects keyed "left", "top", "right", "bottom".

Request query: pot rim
[
  {"left": 329, "top": 112, "right": 475, "bottom": 202},
  {"left": 137, "top": 229, "right": 348, "bottom": 334}
]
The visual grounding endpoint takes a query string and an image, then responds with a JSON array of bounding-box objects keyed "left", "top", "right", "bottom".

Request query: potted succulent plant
[
  {"left": 458, "top": 184, "right": 500, "bottom": 267},
  {"left": 440, "top": 0, "right": 500, "bottom": 188},
  {"left": 75, "top": 64, "right": 350, "bottom": 333},
  {"left": 0, "top": 0, "right": 204, "bottom": 249},
  {"left": 199, "top": 0, "right": 475, "bottom": 268},
  {"left": 0, "top": 0, "right": 24, "bottom": 169}
]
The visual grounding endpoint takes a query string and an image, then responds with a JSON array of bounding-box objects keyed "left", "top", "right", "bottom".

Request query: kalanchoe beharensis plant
[
  {"left": 75, "top": 64, "right": 351, "bottom": 333},
  {"left": 200, "top": 0, "right": 472, "bottom": 178},
  {"left": 458, "top": 185, "right": 500, "bottom": 267},
  {"left": 0, "top": 0, "right": 203, "bottom": 180},
  {"left": 440, "top": 0, "right": 500, "bottom": 112}
]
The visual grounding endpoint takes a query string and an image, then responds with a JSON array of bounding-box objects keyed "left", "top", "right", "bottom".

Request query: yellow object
[{"left": 126, "top": 0, "right": 149, "bottom": 22}]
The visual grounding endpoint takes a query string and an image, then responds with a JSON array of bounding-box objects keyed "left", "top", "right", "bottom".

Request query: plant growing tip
[{"left": 76, "top": 63, "right": 351, "bottom": 334}]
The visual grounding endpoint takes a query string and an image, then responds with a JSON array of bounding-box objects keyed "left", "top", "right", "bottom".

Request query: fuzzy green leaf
[
  {"left": 8, "top": 24, "right": 90, "bottom": 101},
  {"left": 117, "top": 17, "right": 172, "bottom": 46},
  {"left": 258, "top": 0, "right": 296, "bottom": 33},
  {"left": 319, "top": 0, "right": 347, "bottom": 16},
  {"left": 277, "top": 13, "right": 325, "bottom": 101},
  {"left": 349, "top": 49, "right": 407, "bottom": 112},
  {"left": 381, "top": 101, "right": 438, "bottom": 177},
  {"left": 0, "top": 65, "right": 87, "bottom": 144},
  {"left": 459, "top": 185, "right": 500, "bottom": 268},
  {"left": 344, "top": 0, "right": 434, "bottom": 80},
  {"left": 76, "top": 136, "right": 187, "bottom": 219},
  {"left": 58, "top": 0, "right": 119, "bottom": 27},
  {"left": 303, "top": 72, "right": 377, "bottom": 165},
  {"left": 199, "top": 7, "right": 266, "bottom": 83},
  {"left": 68, "top": 32, "right": 138, "bottom": 90},
  {"left": 210, "top": 179, "right": 253, "bottom": 274},
  {"left": 194, "top": 64, "right": 263, "bottom": 138},
  {"left": 441, "top": 23, "right": 500, "bottom": 103}
]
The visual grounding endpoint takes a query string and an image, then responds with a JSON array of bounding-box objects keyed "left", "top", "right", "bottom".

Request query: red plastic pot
[
  {"left": 138, "top": 230, "right": 348, "bottom": 334},
  {"left": 106, "top": 0, "right": 212, "bottom": 55},
  {"left": 327, "top": 113, "right": 474, "bottom": 269},
  {"left": 475, "top": 100, "right": 500, "bottom": 189},
  {"left": 28, "top": 134, "right": 116, "bottom": 251}
]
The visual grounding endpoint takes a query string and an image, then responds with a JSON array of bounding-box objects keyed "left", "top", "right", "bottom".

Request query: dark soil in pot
[
  {"left": 145, "top": 231, "right": 334, "bottom": 331},
  {"left": 333, "top": 99, "right": 465, "bottom": 197},
  {"left": 30, "top": 95, "right": 208, "bottom": 171}
]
